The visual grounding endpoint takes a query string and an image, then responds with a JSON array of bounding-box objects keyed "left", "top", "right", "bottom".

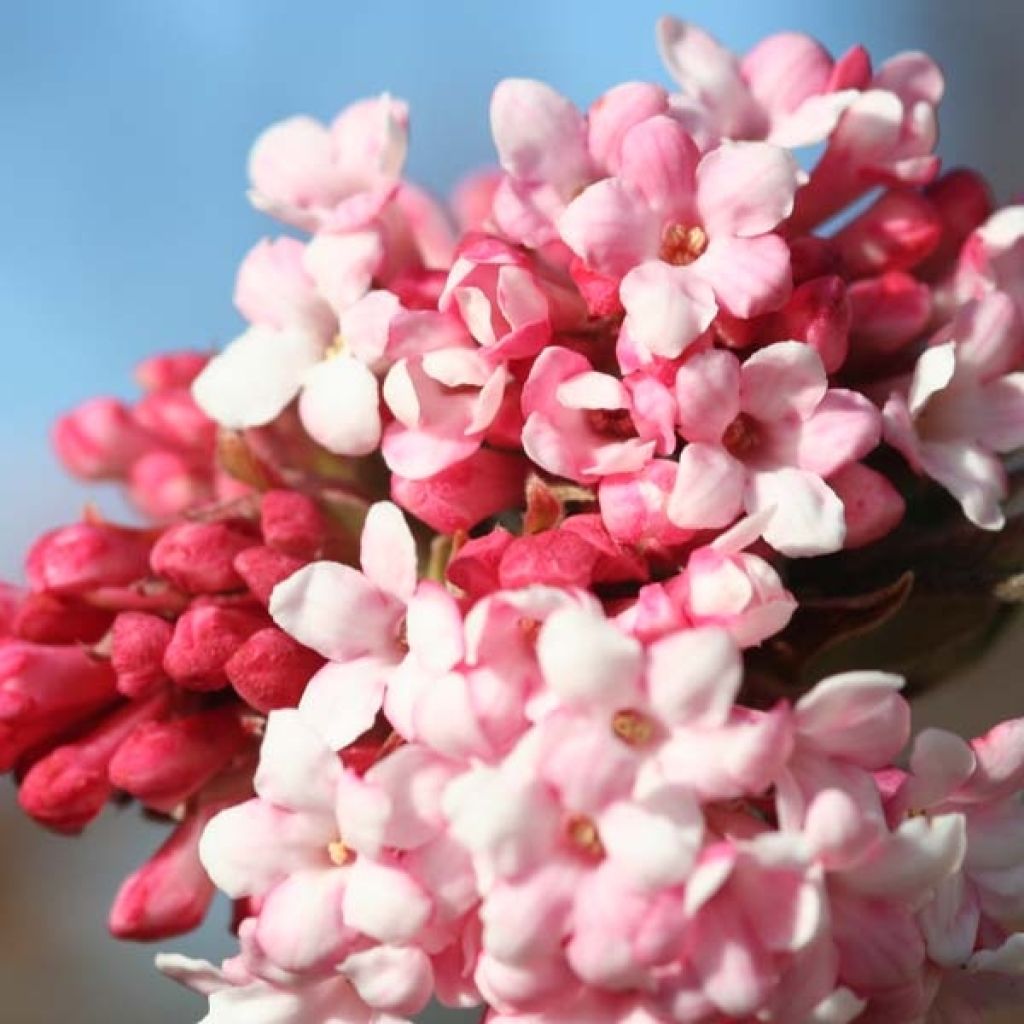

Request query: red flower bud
[
  {"left": 11, "top": 592, "right": 114, "bottom": 645},
  {"left": 133, "top": 389, "right": 217, "bottom": 453},
  {"left": 234, "top": 546, "right": 306, "bottom": 605},
  {"left": 919, "top": 169, "right": 994, "bottom": 279},
  {"left": 446, "top": 528, "right": 514, "bottom": 600},
  {"left": 51, "top": 398, "right": 154, "bottom": 480},
  {"left": 391, "top": 449, "right": 529, "bottom": 534},
  {"left": 1, "top": 583, "right": 23, "bottom": 637},
  {"left": 135, "top": 351, "right": 209, "bottom": 393},
  {"left": 108, "top": 802, "right": 219, "bottom": 941},
  {"left": 260, "top": 490, "right": 326, "bottom": 560},
  {"left": 18, "top": 691, "right": 170, "bottom": 833},
  {"left": 111, "top": 612, "right": 174, "bottom": 699},
  {"left": 26, "top": 523, "right": 154, "bottom": 596},
  {"left": 150, "top": 520, "right": 258, "bottom": 594},
  {"left": 830, "top": 464, "right": 906, "bottom": 548},
  {"left": 225, "top": 628, "right": 324, "bottom": 713},
  {"left": 128, "top": 451, "right": 213, "bottom": 521},
  {"left": 848, "top": 272, "right": 932, "bottom": 363},
  {"left": 834, "top": 189, "right": 943, "bottom": 278},
  {"left": 162, "top": 604, "right": 267, "bottom": 690},
  {"left": 108, "top": 706, "right": 249, "bottom": 812}
]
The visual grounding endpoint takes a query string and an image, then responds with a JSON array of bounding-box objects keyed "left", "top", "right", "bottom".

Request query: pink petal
[
  {"left": 299, "top": 354, "right": 382, "bottom": 456},
  {"left": 255, "top": 709, "right": 341, "bottom": 813},
  {"left": 303, "top": 231, "right": 382, "bottom": 315},
  {"left": 600, "top": 788, "right": 703, "bottom": 889},
  {"left": 697, "top": 233, "right": 792, "bottom": 319},
  {"left": 741, "top": 32, "right": 833, "bottom": 118},
  {"left": 696, "top": 142, "right": 800, "bottom": 238},
  {"left": 656, "top": 17, "right": 760, "bottom": 137},
  {"left": 342, "top": 945, "right": 433, "bottom": 1016},
  {"left": 646, "top": 626, "right": 742, "bottom": 728},
  {"left": 255, "top": 868, "right": 353, "bottom": 973},
  {"left": 796, "top": 389, "right": 881, "bottom": 477},
  {"left": 740, "top": 342, "right": 827, "bottom": 423},
  {"left": 340, "top": 289, "right": 402, "bottom": 368},
  {"left": 490, "top": 78, "right": 593, "bottom": 197},
  {"left": 907, "top": 342, "right": 956, "bottom": 416},
  {"left": 667, "top": 443, "right": 745, "bottom": 530},
  {"left": 675, "top": 348, "right": 742, "bottom": 443},
  {"left": 918, "top": 440, "right": 1007, "bottom": 530},
  {"left": 269, "top": 562, "right": 403, "bottom": 662},
  {"left": 341, "top": 859, "right": 431, "bottom": 944},
  {"left": 873, "top": 52, "right": 945, "bottom": 106},
  {"left": 588, "top": 82, "right": 669, "bottom": 173},
  {"left": 406, "top": 582, "right": 464, "bottom": 674},
  {"left": 361, "top": 500, "right": 417, "bottom": 600},
  {"left": 297, "top": 658, "right": 388, "bottom": 751},
  {"left": 536, "top": 605, "right": 643, "bottom": 710},
  {"left": 381, "top": 422, "right": 481, "bottom": 480},
  {"left": 745, "top": 468, "right": 845, "bottom": 556},
  {"left": 795, "top": 670, "right": 909, "bottom": 768},
  {"left": 191, "top": 326, "right": 321, "bottom": 430},
  {"left": 558, "top": 179, "right": 661, "bottom": 278},
  {"left": 617, "top": 115, "right": 699, "bottom": 221},
  {"left": 198, "top": 800, "right": 333, "bottom": 899},
  {"left": 621, "top": 261, "right": 717, "bottom": 359}
]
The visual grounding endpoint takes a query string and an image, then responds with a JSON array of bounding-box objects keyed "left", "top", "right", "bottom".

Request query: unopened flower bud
[
  {"left": 391, "top": 449, "right": 529, "bottom": 534},
  {"left": 162, "top": 603, "right": 267, "bottom": 690},
  {"left": 111, "top": 612, "right": 174, "bottom": 699},
  {"left": 133, "top": 389, "right": 217, "bottom": 453},
  {"left": 233, "top": 546, "right": 306, "bottom": 605},
  {"left": 225, "top": 627, "right": 324, "bottom": 712},
  {"left": 108, "top": 802, "right": 219, "bottom": 941},
  {"left": 26, "top": 523, "right": 154, "bottom": 596},
  {"left": 108, "top": 706, "right": 249, "bottom": 812},
  {"left": 150, "top": 520, "right": 258, "bottom": 594},
  {"left": 830, "top": 464, "right": 906, "bottom": 549},
  {"left": 128, "top": 451, "right": 213, "bottom": 521},
  {"left": 135, "top": 351, "right": 209, "bottom": 393},
  {"left": 848, "top": 272, "right": 932, "bottom": 362},
  {"left": 259, "top": 491, "right": 325, "bottom": 560},
  {"left": 11, "top": 591, "right": 114, "bottom": 645},
  {"left": 18, "top": 691, "right": 169, "bottom": 833},
  {"left": 51, "top": 398, "right": 154, "bottom": 480}
]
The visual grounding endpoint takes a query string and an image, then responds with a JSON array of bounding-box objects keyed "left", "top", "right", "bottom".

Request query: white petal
[{"left": 299, "top": 355, "right": 381, "bottom": 456}]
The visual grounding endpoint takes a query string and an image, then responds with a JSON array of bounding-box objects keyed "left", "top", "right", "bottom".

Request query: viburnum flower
[
  {"left": 884, "top": 291, "right": 1024, "bottom": 529},
  {"left": 670, "top": 341, "right": 881, "bottom": 555},
  {"left": 9, "top": 13, "right": 1024, "bottom": 1024},
  {"left": 560, "top": 114, "right": 800, "bottom": 360}
]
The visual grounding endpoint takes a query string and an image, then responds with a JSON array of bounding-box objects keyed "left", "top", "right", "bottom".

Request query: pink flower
[
  {"left": 559, "top": 116, "right": 799, "bottom": 359},
  {"left": 520, "top": 347, "right": 658, "bottom": 484},
  {"left": 657, "top": 18, "right": 859, "bottom": 148},
  {"left": 248, "top": 95, "right": 408, "bottom": 234},
  {"left": 884, "top": 292, "right": 1024, "bottom": 529},
  {"left": 669, "top": 341, "right": 881, "bottom": 555},
  {"left": 489, "top": 78, "right": 669, "bottom": 247}
]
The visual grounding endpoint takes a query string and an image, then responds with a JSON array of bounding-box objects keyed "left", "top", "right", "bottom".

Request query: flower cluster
[{"left": 5, "top": 13, "right": 1024, "bottom": 1024}]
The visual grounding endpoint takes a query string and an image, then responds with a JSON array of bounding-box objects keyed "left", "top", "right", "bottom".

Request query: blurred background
[{"left": 2, "top": 2, "right": 1024, "bottom": 1021}]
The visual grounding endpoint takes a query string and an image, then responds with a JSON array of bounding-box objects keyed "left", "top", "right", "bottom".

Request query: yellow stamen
[{"left": 611, "top": 709, "right": 656, "bottom": 748}]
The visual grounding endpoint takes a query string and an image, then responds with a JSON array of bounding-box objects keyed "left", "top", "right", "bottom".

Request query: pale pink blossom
[
  {"left": 248, "top": 95, "right": 408, "bottom": 233},
  {"left": 657, "top": 18, "right": 859, "bottom": 148},
  {"left": 884, "top": 292, "right": 1024, "bottom": 529},
  {"left": 560, "top": 116, "right": 799, "bottom": 359},
  {"left": 669, "top": 341, "right": 881, "bottom": 555}
]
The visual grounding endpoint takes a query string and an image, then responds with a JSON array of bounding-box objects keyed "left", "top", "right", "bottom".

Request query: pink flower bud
[
  {"left": 446, "top": 528, "right": 514, "bottom": 599},
  {"left": 162, "top": 603, "right": 267, "bottom": 690},
  {"left": 259, "top": 491, "right": 325, "bottom": 560},
  {"left": 18, "top": 691, "right": 169, "bottom": 833},
  {"left": 108, "top": 802, "right": 219, "bottom": 941},
  {"left": 11, "top": 592, "right": 114, "bottom": 645},
  {"left": 133, "top": 389, "right": 217, "bottom": 453},
  {"left": 111, "top": 612, "right": 174, "bottom": 699},
  {"left": 834, "top": 189, "right": 943, "bottom": 278},
  {"left": 107, "top": 706, "right": 249, "bottom": 811},
  {"left": 26, "top": 522, "right": 154, "bottom": 595},
  {"left": 51, "top": 398, "right": 154, "bottom": 480},
  {"left": 498, "top": 528, "right": 599, "bottom": 590},
  {"left": 391, "top": 449, "right": 529, "bottom": 534},
  {"left": 0, "top": 583, "right": 20, "bottom": 636},
  {"left": 919, "top": 169, "right": 994, "bottom": 278},
  {"left": 848, "top": 272, "right": 932, "bottom": 361},
  {"left": 150, "top": 520, "right": 259, "bottom": 594},
  {"left": 568, "top": 255, "right": 624, "bottom": 318},
  {"left": 765, "top": 276, "right": 851, "bottom": 373},
  {"left": 233, "top": 546, "right": 306, "bottom": 605},
  {"left": 829, "top": 463, "right": 906, "bottom": 548},
  {"left": 135, "top": 351, "right": 210, "bottom": 393},
  {"left": 225, "top": 627, "right": 324, "bottom": 712},
  {"left": 128, "top": 451, "right": 213, "bottom": 520}
]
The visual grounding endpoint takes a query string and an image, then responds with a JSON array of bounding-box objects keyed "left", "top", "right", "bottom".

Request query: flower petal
[
  {"left": 360, "top": 501, "right": 418, "bottom": 600},
  {"left": 697, "top": 234, "right": 792, "bottom": 319},
  {"left": 297, "top": 658, "right": 389, "bottom": 751},
  {"left": 621, "top": 261, "right": 717, "bottom": 359},
  {"left": 299, "top": 354, "right": 381, "bottom": 456},
  {"left": 667, "top": 443, "right": 745, "bottom": 530},
  {"left": 745, "top": 468, "right": 845, "bottom": 556}
]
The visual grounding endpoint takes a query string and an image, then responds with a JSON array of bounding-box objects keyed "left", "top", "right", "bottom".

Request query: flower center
[
  {"left": 566, "top": 815, "right": 605, "bottom": 860},
  {"left": 395, "top": 614, "right": 409, "bottom": 651},
  {"left": 324, "top": 334, "right": 346, "bottom": 359},
  {"left": 327, "top": 839, "right": 353, "bottom": 866},
  {"left": 721, "top": 413, "right": 761, "bottom": 460},
  {"left": 611, "top": 708, "right": 657, "bottom": 747},
  {"left": 660, "top": 224, "right": 708, "bottom": 267},
  {"left": 586, "top": 408, "right": 637, "bottom": 439}
]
